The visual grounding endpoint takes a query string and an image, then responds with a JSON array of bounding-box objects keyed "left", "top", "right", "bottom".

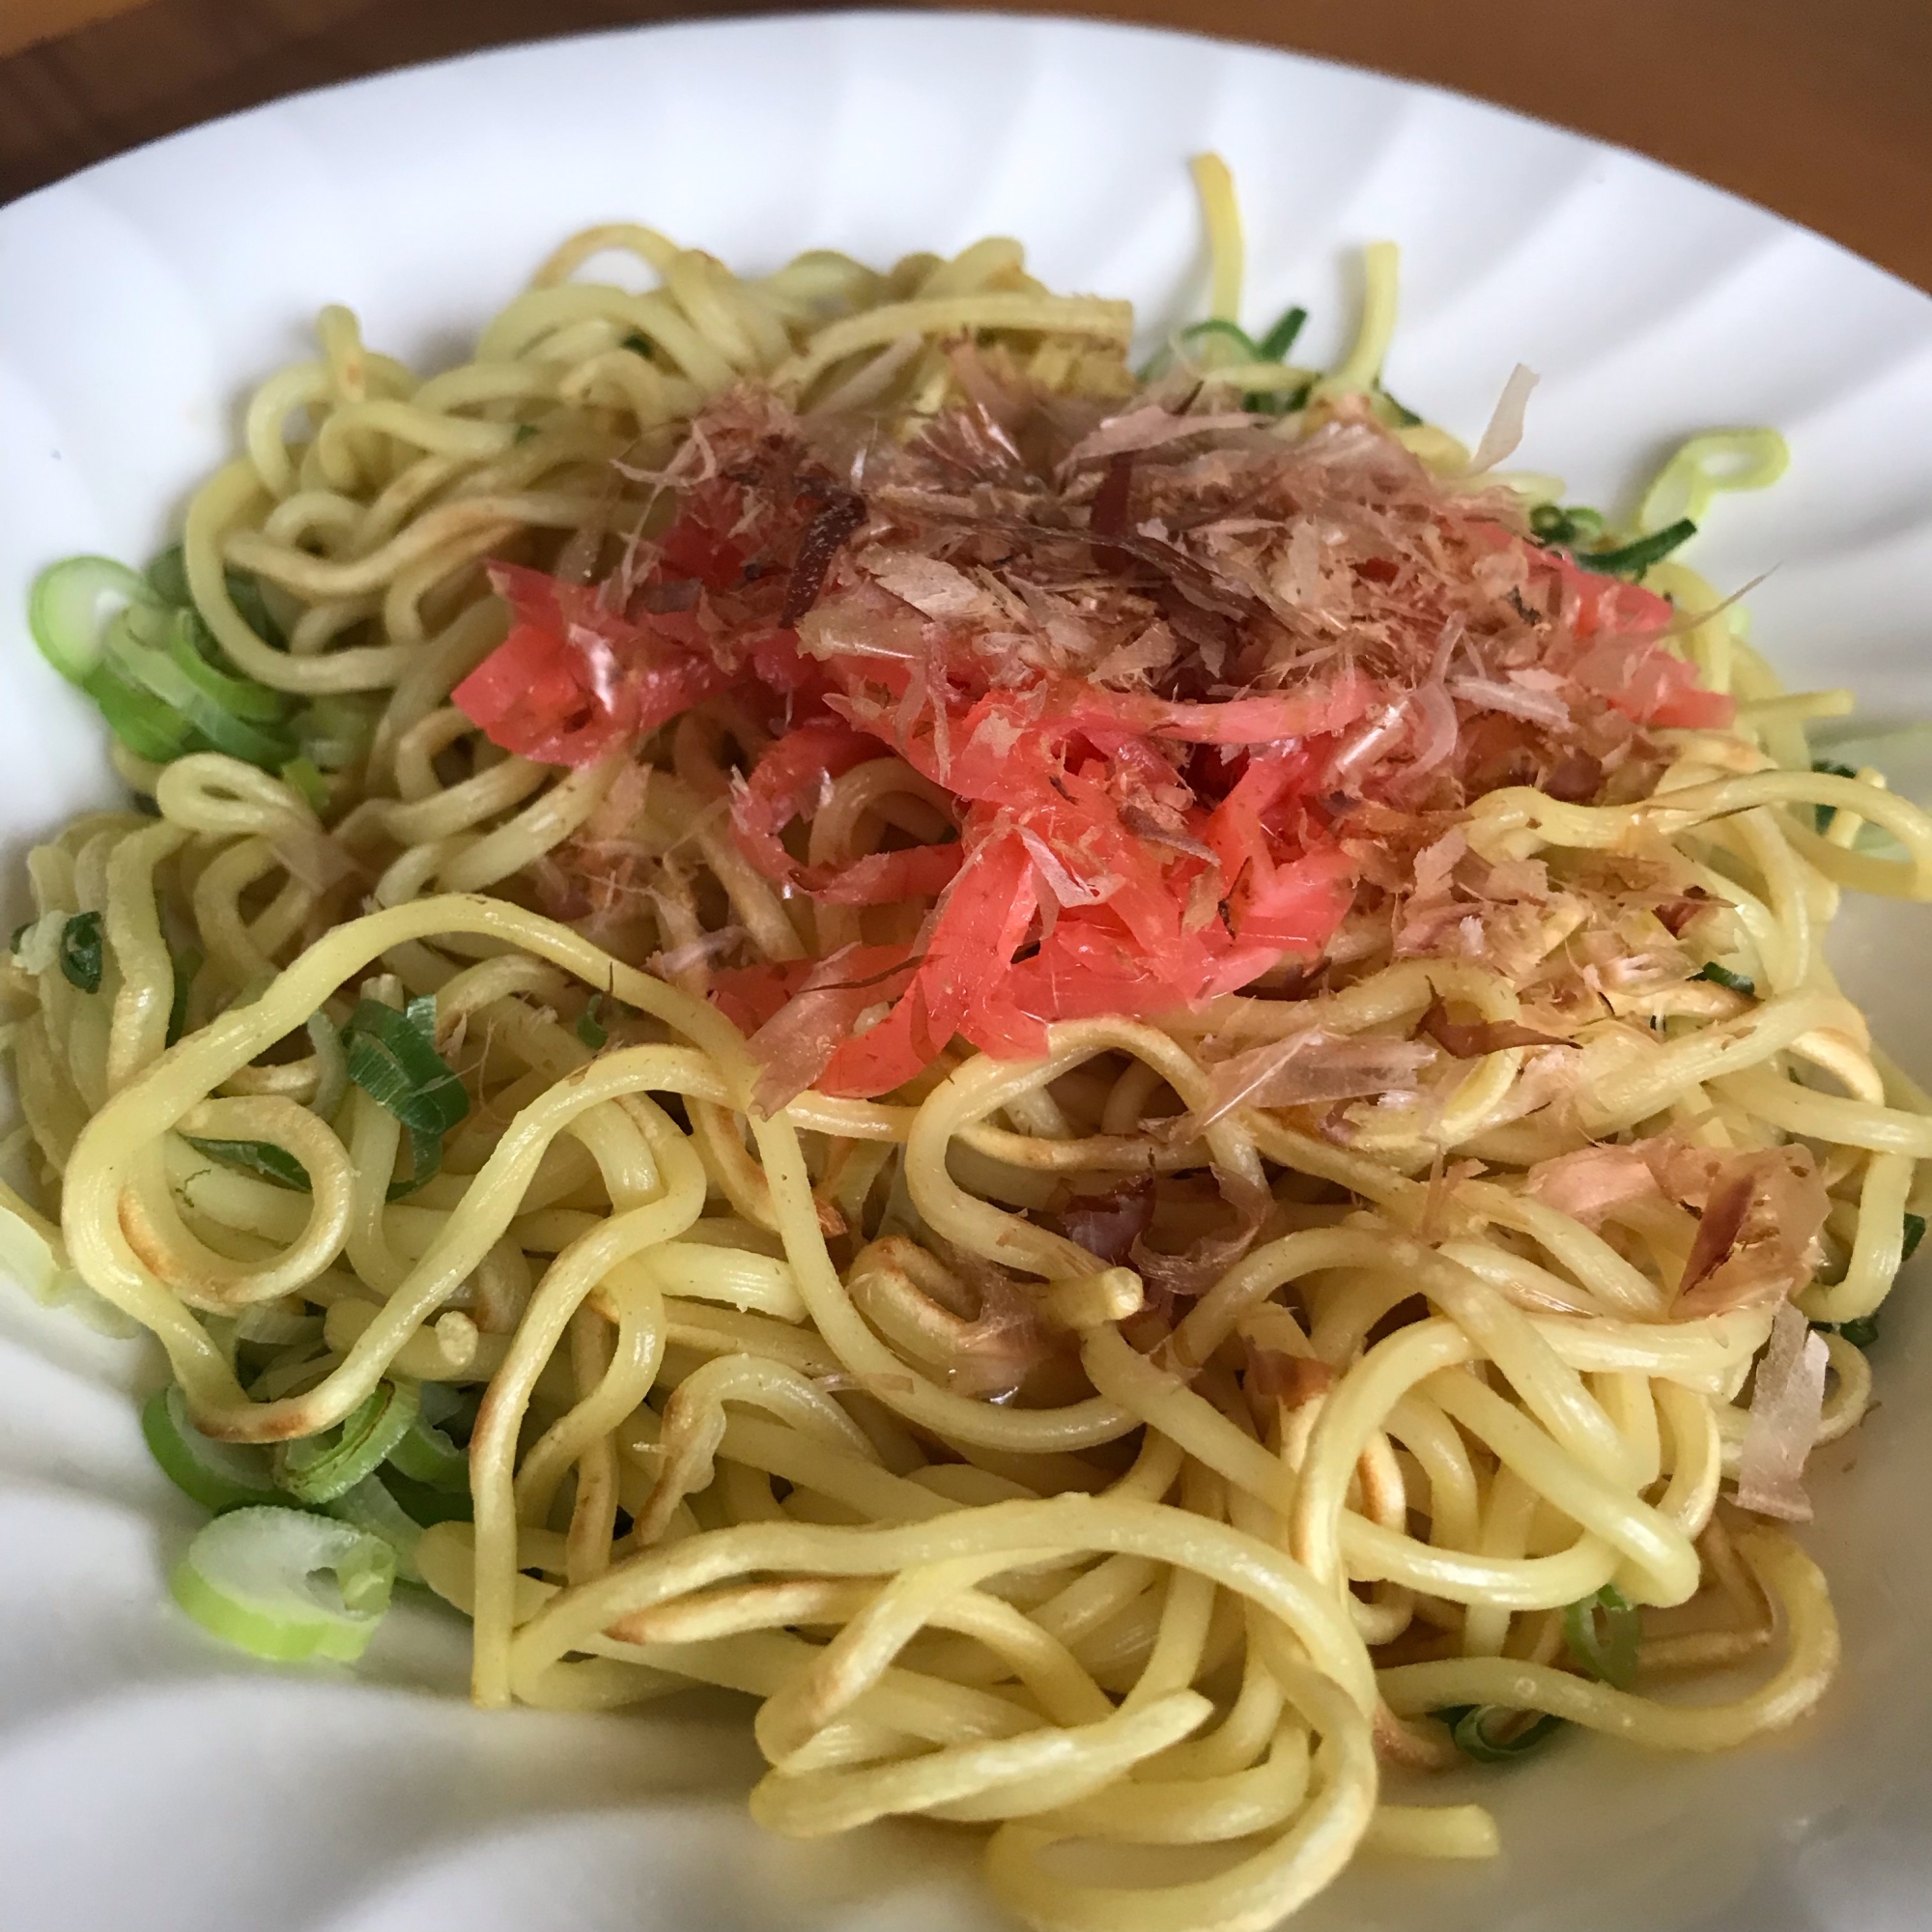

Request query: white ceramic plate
[{"left": 3, "top": 14, "right": 1930, "bottom": 1932}]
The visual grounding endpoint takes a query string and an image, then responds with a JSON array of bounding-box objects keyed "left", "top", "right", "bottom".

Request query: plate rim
[{"left": 3, "top": 16, "right": 1931, "bottom": 1932}]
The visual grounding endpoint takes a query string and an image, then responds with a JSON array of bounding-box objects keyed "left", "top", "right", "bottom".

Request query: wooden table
[{"left": 4, "top": 0, "right": 1929, "bottom": 295}]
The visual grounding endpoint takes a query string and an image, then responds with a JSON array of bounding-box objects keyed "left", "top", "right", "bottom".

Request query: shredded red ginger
[{"left": 453, "top": 371, "right": 1733, "bottom": 1103}]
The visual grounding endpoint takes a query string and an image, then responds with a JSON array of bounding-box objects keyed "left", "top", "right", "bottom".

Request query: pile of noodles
[{"left": 6, "top": 159, "right": 1931, "bottom": 1932}]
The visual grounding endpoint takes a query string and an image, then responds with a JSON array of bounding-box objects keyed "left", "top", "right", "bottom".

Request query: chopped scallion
[
  {"left": 306, "top": 1009, "right": 348, "bottom": 1123},
  {"left": 60, "top": 910, "right": 104, "bottom": 992},
  {"left": 387, "top": 1403, "right": 469, "bottom": 1492},
  {"left": 384, "top": 1467, "right": 475, "bottom": 1527},
  {"left": 1693, "top": 961, "right": 1755, "bottom": 998},
  {"left": 223, "top": 569, "right": 287, "bottom": 651},
  {"left": 280, "top": 755, "right": 330, "bottom": 815},
  {"left": 1903, "top": 1212, "right": 1926, "bottom": 1264},
  {"left": 32, "top": 549, "right": 313, "bottom": 776},
  {"left": 170, "top": 1506, "right": 394, "bottom": 1662},
  {"left": 1255, "top": 303, "right": 1308, "bottom": 361},
  {"left": 1811, "top": 760, "right": 1860, "bottom": 833},
  {"left": 1435, "top": 1703, "right": 1565, "bottom": 1763},
  {"left": 327, "top": 1473, "right": 426, "bottom": 1584},
  {"left": 1376, "top": 387, "right": 1424, "bottom": 428},
  {"left": 273, "top": 1380, "right": 420, "bottom": 1505},
  {"left": 168, "top": 609, "right": 292, "bottom": 724},
  {"left": 1245, "top": 379, "right": 1313, "bottom": 415},
  {"left": 181, "top": 1134, "right": 312, "bottom": 1192},
  {"left": 1563, "top": 1583, "right": 1640, "bottom": 1690},
  {"left": 141, "top": 1384, "right": 282, "bottom": 1514},
  {"left": 28, "top": 554, "right": 154, "bottom": 687},
  {"left": 342, "top": 994, "right": 469, "bottom": 1198},
  {"left": 1178, "top": 317, "right": 1262, "bottom": 366},
  {"left": 293, "top": 694, "right": 378, "bottom": 773},
  {"left": 1573, "top": 518, "right": 1697, "bottom": 580},
  {"left": 576, "top": 993, "right": 609, "bottom": 1051},
  {"left": 167, "top": 945, "right": 201, "bottom": 1045},
  {"left": 145, "top": 545, "right": 192, "bottom": 608},
  {"left": 83, "top": 657, "right": 200, "bottom": 763},
  {"left": 1529, "top": 502, "right": 1607, "bottom": 548}
]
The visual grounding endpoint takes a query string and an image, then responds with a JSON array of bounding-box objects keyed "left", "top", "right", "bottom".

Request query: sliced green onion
[
  {"left": 327, "top": 1473, "right": 426, "bottom": 1585},
  {"left": 1574, "top": 518, "right": 1697, "bottom": 580},
  {"left": 384, "top": 1383, "right": 472, "bottom": 1520},
  {"left": 419, "top": 1381, "right": 465, "bottom": 1427},
  {"left": 1245, "top": 378, "right": 1313, "bottom": 416},
  {"left": 387, "top": 1402, "right": 469, "bottom": 1492},
  {"left": 170, "top": 1506, "right": 393, "bottom": 1662},
  {"left": 29, "top": 555, "right": 156, "bottom": 686},
  {"left": 343, "top": 994, "right": 469, "bottom": 1199},
  {"left": 223, "top": 569, "right": 288, "bottom": 651},
  {"left": 167, "top": 610, "right": 291, "bottom": 724},
  {"left": 384, "top": 1467, "right": 475, "bottom": 1528},
  {"left": 0, "top": 1197, "right": 74, "bottom": 1305},
  {"left": 35, "top": 551, "right": 305, "bottom": 776},
  {"left": 167, "top": 945, "right": 202, "bottom": 1045},
  {"left": 576, "top": 993, "right": 609, "bottom": 1051},
  {"left": 1255, "top": 303, "right": 1308, "bottom": 361},
  {"left": 1693, "top": 961, "right": 1756, "bottom": 997},
  {"left": 1177, "top": 318, "right": 1263, "bottom": 372},
  {"left": 102, "top": 606, "right": 295, "bottom": 767},
  {"left": 1529, "top": 502, "right": 1607, "bottom": 547},
  {"left": 1435, "top": 1703, "right": 1565, "bottom": 1763},
  {"left": 0, "top": 1197, "right": 140, "bottom": 1337},
  {"left": 1563, "top": 1583, "right": 1640, "bottom": 1690},
  {"left": 1903, "top": 1212, "right": 1925, "bottom": 1264},
  {"left": 173, "top": 700, "right": 297, "bottom": 771},
  {"left": 1375, "top": 386, "right": 1424, "bottom": 429},
  {"left": 81, "top": 658, "right": 200, "bottom": 763},
  {"left": 1811, "top": 759, "right": 1861, "bottom": 833},
  {"left": 181, "top": 1134, "right": 311, "bottom": 1192},
  {"left": 306, "top": 1009, "right": 348, "bottom": 1122},
  {"left": 280, "top": 755, "right": 330, "bottom": 814},
  {"left": 293, "top": 694, "right": 378, "bottom": 772},
  {"left": 273, "top": 1379, "right": 420, "bottom": 1504},
  {"left": 146, "top": 544, "right": 192, "bottom": 608},
  {"left": 147, "top": 544, "right": 286, "bottom": 647},
  {"left": 233, "top": 1300, "right": 320, "bottom": 1347},
  {"left": 60, "top": 911, "right": 104, "bottom": 992},
  {"left": 142, "top": 1383, "right": 281, "bottom": 1514},
  {"left": 1839, "top": 1315, "right": 1880, "bottom": 1349}
]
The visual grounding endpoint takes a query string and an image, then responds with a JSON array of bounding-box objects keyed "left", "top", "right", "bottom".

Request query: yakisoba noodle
[{"left": 5, "top": 156, "right": 1929, "bottom": 1931}]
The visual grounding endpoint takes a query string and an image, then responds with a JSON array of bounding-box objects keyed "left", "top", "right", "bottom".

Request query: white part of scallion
[
  {"left": 306, "top": 1009, "right": 349, "bottom": 1123},
  {"left": 327, "top": 1474, "right": 426, "bottom": 1584},
  {"left": 170, "top": 1506, "right": 394, "bottom": 1662},
  {"left": 28, "top": 555, "right": 157, "bottom": 687},
  {"left": 0, "top": 1196, "right": 141, "bottom": 1337}
]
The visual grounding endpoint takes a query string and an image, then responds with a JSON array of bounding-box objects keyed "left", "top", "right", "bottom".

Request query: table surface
[{"left": 3, "top": 0, "right": 1930, "bottom": 297}]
